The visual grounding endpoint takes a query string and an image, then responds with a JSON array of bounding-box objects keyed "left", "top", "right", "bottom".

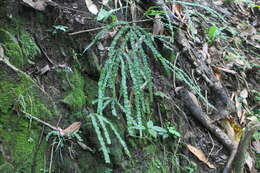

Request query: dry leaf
[
  {"left": 22, "top": 0, "right": 49, "bottom": 11},
  {"left": 215, "top": 66, "right": 237, "bottom": 74},
  {"left": 171, "top": 3, "right": 183, "bottom": 21},
  {"left": 187, "top": 144, "right": 216, "bottom": 169},
  {"left": 222, "top": 119, "right": 236, "bottom": 142},
  {"left": 60, "top": 122, "right": 81, "bottom": 136},
  {"left": 85, "top": 0, "right": 99, "bottom": 15},
  {"left": 215, "top": 71, "right": 222, "bottom": 81},
  {"left": 227, "top": 119, "right": 243, "bottom": 142},
  {"left": 0, "top": 45, "right": 4, "bottom": 59}
]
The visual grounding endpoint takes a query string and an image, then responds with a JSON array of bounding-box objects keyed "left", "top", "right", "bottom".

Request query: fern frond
[{"left": 90, "top": 114, "right": 110, "bottom": 163}]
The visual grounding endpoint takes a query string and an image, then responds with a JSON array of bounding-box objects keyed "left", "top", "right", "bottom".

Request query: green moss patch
[
  {"left": 62, "top": 70, "right": 86, "bottom": 112},
  {"left": 0, "top": 27, "right": 40, "bottom": 68}
]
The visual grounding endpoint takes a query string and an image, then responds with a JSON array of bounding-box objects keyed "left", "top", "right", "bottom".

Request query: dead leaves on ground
[{"left": 187, "top": 144, "right": 216, "bottom": 169}]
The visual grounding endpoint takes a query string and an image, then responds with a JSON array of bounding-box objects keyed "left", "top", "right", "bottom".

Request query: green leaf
[
  {"left": 253, "top": 132, "right": 260, "bottom": 140},
  {"left": 147, "top": 120, "right": 154, "bottom": 128},
  {"left": 151, "top": 126, "right": 167, "bottom": 134},
  {"left": 208, "top": 25, "right": 218, "bottom": 41},
  {"left": 148, "top": 129, "right": 158, "bottom": 138},
  {"left": 97, "top": 8, "right": 120, "bottom": 21},
  {"left": 168, "top": 127, "right": 181, "bottom": 137}
]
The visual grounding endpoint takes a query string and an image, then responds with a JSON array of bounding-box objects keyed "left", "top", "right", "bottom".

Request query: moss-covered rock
[
  {"left": 0, "top": 65, "right": 53, "bottom": 172},
  {"left": 0, "top": 27, "right": 40, "bottom": 68}
]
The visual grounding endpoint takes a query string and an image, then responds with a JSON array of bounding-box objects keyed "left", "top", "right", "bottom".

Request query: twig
[
  {"left": 22, "top": 111, "right": 58, "bottom": 131},
  {"left": 48, "top": 137, "right": 55, "bottom": 173},
  {"left": 68, "top": 19, "right": 153, "bottom": 36}
]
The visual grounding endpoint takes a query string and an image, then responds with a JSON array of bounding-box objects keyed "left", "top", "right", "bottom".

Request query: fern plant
[{"left": 85, "top": 22, "right": 205, "bottom": 163}]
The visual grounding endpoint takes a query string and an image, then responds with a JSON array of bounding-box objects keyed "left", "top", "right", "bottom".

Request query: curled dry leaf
[
  {"left": 85, "top": 0, "right": 99, "bottom": 15},
  {"left": 187, "top": 144, "right": 216, "bottom": 169},
  {"left": 60, "top": 122, "right": 81, "bottom": 136}
]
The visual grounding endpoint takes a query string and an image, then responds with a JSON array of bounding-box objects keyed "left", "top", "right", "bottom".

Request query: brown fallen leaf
[
  {"left": 59, "top": 122, "right": 81, "bottom": 136},
  {"left": 187, "top": 144, "right": 216, "bottom": 169},
  {"left": 171, "top": 3, "right": 184, "bottom": 22},
  {"left": 215, "top": 66, "right": 237, "bottom": 75}
]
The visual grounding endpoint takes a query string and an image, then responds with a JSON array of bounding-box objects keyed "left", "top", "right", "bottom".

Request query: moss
[
  {"left": 19, "top": 31, "right": 40, "bottom": 59},
  {"left": 0, "top": 113, "right": 47, "bottom": 173},
  {"left": 256, "top": 153, "right": 260, "bottom": 169},
  {"left": 0, "top": 70, "right": 51, "bottom": 172},
  {"left": 0, "top": 29, "right": 18, "bottom": 43},
  {"left": 84, "top": 77, "right": 98, "bottom": 106},
  {"left": 62, "top": 70, "right": 86, "bottom": 112},
  {"left": 146, "top": 159, "right": 167, "bottom": 173},
  {"left": 0, "top": 27, "right": 40, "bottom": 68},
  {"left": 3, "top": 42, "right": 25, "bottom": 67},
  {"left": 0, "top": 162, "right": 14, "bottom": 173},
  {"left": 0, "top": 74, "right": 52, "bottom": 118}
]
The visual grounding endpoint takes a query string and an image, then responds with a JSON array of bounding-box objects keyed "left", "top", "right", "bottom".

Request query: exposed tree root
[{"left": 177, "top": 88, "right": 234, "bottom": 151}]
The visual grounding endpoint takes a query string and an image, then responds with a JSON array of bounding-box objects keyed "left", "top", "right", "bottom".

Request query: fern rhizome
[{"left": 85, "top": 22, "right": 204, "bottom": 163}]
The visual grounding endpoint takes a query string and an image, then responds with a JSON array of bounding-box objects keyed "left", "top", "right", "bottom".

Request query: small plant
[
  {"left": 146, "top": 120, "right": 168, "bottom": 139},
  {"left": 167, "top": 124, "right": 181, "bottom": 138},
  {"left": 84, "top": 21, "right": 209, "bottom": 163},
  {"left": 97, "top": 8, "right": 119, "bottom": 22},
  {"left": 52, "top": 25, "right": 69, "bottom": 34},
  {"left": 144, "top": 6, "right": 166, "bottom": 17}
]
